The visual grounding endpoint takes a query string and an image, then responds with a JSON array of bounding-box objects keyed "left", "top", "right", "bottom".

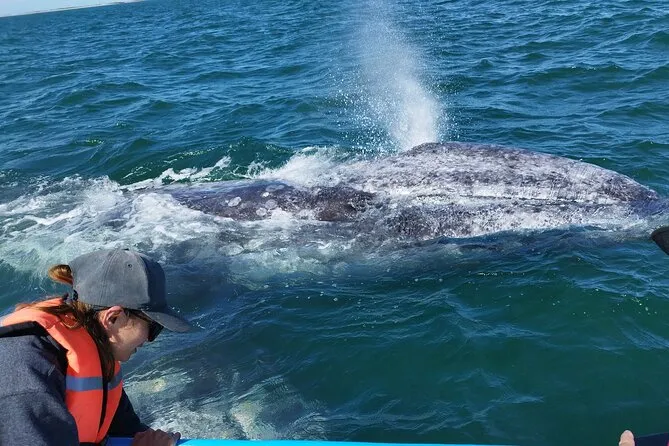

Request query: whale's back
[
  {"left": 165, "top": 142, "right": 662, "bottom": 240},
  {"left": 339, "top": 142, "right": 659, "bottom": 205},
  {"left": 316, "top": 142, "right": 661, "bottom": 238}
]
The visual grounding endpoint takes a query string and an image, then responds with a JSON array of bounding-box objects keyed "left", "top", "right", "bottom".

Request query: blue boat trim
[{"left": 107, "top": 438, "right": 514, "bottom": 446}]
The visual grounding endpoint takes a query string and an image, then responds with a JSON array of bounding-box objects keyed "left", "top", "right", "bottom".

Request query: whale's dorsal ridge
[{"left": 406, "top": 141, "right": 526, "bottom": 157}]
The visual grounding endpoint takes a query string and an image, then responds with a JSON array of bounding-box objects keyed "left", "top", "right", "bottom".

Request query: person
[
  {"left": 0, "top": 248, "right": 194, "bottom": 445},
  {"left": 619, "top": 430, "right": 669, "bottom": 446}
]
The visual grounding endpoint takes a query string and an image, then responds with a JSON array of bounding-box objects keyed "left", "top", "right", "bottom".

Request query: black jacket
[{"left": 0, "top": 323, "right": 147, "bottom": 445}]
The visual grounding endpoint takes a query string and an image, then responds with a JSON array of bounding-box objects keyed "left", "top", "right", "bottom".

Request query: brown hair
[{"left": 16, "top": 264, "right": 116, "bottom": 382}]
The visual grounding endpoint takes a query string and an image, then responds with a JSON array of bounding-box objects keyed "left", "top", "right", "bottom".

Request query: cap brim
[{"left": 143, "top": 308, "right": 193, "bottom": 333}]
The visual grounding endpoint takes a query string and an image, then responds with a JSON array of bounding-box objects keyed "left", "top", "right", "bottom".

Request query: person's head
[{"left": 43, "top": 249, "right": 192, "bottom": 370}]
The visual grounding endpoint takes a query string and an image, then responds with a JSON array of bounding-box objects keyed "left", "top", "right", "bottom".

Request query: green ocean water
[{"left": 1, "top": 0, "right": 669, "bottom": 445}]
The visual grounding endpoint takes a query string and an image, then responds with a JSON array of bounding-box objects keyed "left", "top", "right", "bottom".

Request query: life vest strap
[
  {"left": 66, "top": 370, "right": 122, "bottom": 391},
  {"left": 0, "top": 321, "right": 48, "bottom": 338}
]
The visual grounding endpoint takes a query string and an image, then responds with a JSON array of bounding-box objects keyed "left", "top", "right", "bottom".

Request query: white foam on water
[
  {"left": 126, "top": 157, "right": 232, "bottom": 191},
  {"left": 254, "top": 147, "right": 341, "bottom": 187},
  {"left": 0, "top": 176, "right": 223, "bottom": 276}
]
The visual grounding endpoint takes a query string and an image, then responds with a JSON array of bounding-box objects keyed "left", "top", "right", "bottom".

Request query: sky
[{"left": 0, "top": 0, "right": 139, "bottom": 18}]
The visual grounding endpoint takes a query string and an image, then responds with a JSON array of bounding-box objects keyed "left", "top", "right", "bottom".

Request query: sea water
[{"left": 1, "top": 1, "right": 669, "bottom": 444}]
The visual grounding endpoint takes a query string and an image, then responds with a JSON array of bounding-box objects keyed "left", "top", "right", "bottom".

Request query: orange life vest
[{"left": 1, "top": 299, "right": 123, "bottom": 444}]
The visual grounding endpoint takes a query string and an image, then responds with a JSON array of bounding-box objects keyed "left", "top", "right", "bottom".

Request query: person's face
[{"left": 99, "top": 306, "right": 150, "bottom": 362}]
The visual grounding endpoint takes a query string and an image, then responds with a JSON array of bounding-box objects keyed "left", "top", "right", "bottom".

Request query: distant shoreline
[{"left": 0, "top": 0, "right": 142, "bottom": 19}]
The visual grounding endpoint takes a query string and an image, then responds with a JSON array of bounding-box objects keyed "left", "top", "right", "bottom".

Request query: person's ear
[{"left": 98, "top": 306, "right": 126, "bottom": 331}]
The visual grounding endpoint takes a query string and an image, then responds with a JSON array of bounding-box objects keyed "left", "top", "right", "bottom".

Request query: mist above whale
[{"left": 163, "top": 142, "right": 664, "bottom": 243}]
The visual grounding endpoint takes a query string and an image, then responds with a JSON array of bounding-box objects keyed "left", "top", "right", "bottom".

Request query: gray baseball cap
[{"left": 69, "top": 248, "right": 192, "bottom": 333}]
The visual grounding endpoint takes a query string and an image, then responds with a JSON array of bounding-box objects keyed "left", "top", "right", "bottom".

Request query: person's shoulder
[
  {"left": 0, "top": 330, "right": 78, "bottom": 445},
  {"left": 0, "top": 328, "right": 67, "bottom": 398}
]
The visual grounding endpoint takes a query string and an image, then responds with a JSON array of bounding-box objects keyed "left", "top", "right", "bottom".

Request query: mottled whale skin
[{"left": 166, "top": 142, "right": 662, "bottom": 241}]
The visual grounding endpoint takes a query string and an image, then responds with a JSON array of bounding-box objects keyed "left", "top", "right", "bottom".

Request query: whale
[{"left": 162, "top": 142, "right": 664, "bottom": 243}]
